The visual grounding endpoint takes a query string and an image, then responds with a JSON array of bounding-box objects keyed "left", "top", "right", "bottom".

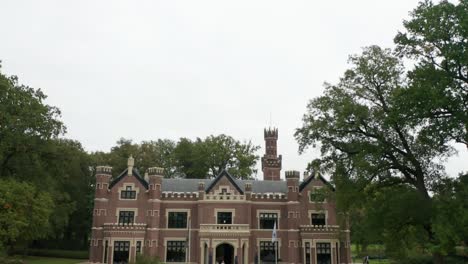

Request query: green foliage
[
  {"left": 90, "top": 138, "right": 177, "bottom": 178},
  {"left": 20, "top": 249, "right": 89, "bottom": 259},
  {"left": 0, "top": 179, "right": 53, "bottom": 252},
  {"left": 296, "top": 46, "right": 440, "bottom": 200},
  {"left": 0, "top": 63, "right": 65, "bottom": 177},
  {"left": 296, "top": 1, "right": 468, "bottom": 260},
  {"left": 0, "top": 63, "right": 94, "bottom": 251},
  {"left": 394, "top": 0, "right": 468, "bottom": 147},
  {"left": 174, "top": 134, "right": 260, "bottom": 179},
  {"left": 431, "top": 173, "right": 468, "bottom": 255},
  {"left": 132, "top": 254, "right": 164, "bottom": 264},
  {"left": 93, "top": 134, "right": 260, "bottom": 179}
]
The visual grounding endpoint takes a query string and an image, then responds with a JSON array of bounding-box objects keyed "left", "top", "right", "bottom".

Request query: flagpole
[
  {"left": 275, "top": 240, "right": 278, "bottom": 264},
  {"left": 187, "top": 216, "right": 191, "bottom": 263}
]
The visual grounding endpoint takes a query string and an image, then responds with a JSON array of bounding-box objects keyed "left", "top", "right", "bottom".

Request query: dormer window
[{"left": 121, "top": 186, "right": 136, "bottom": 199}]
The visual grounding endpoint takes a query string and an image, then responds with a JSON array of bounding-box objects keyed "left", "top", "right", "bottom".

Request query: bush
[
  {"left": 394, "top": 255, "right": 432, "bottom": 264},
  {"left": 0, "top": 257, "right": 24, "bottom": 264},
  {"left": 23, "top": 249, "right": 88, "bottom": 259},
  {"left": 131, "top": 254, "right": 163, "bottom": 264}
]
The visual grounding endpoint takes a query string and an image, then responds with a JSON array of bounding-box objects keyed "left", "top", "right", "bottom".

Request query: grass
[{"left": 20, "top": 256, "right": 85, "bottom": 264}]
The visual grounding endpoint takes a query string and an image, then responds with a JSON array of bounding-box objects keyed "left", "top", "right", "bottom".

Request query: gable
[
  {"left": 109, "top": 168, "right": 149, "bottom": 190},
  {"left": 205, "top": 170, "right": 244, "bottom": 194},
  {"left": 299, "top": 172, "right": 335, "bottom": 192}
]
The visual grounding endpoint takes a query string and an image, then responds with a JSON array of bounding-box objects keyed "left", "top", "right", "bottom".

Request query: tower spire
[{"left": 261, "top": 127, "right": 282, "bottom": 181}]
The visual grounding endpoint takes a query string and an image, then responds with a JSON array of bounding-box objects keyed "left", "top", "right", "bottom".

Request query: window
[
  {"left": 217, "top": 212, "right": 232, "bottom": 224},
  {"left": 305, "top": 242, "right": 311, "bottom": 264},
  {"left": 316, "top": 243, "right": 330, "bottom": 254},
  {"left": 260, "top": 241, "right": 276, "bottom": 262},
  {"left": 309, "top": 189, "right": 325, "bottom": 202},
  {"left": 136, "top": 241, "right": 142, "bottom": 254},
  {"left": 259, "top": 213, "right": 278, "bottom": 229},
  {"left": 311, "top": 213, "right": 326, "bottom": 226},
  {"left": 166, "top": 241, "right": 186, "bottom": 262},
  {"left": 118, "top": 211, "right": 135, "bottom": 224},
  {"left": 121, "top": 186, "right": 136, "bottom": 199},
  {"left": 168, "top": 212, "right": 187, "bottom": 228}
]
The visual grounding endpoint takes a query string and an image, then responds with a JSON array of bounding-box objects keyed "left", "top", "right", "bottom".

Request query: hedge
[{"left": 22, "top": 249, "right": 88, "bottom": 259}]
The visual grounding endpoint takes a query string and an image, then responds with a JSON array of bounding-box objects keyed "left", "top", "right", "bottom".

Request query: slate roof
[
  {"left": 109, "top": 168, "right": 149, "bottom": 189},
  {"left": 109, "top": 168, "right": 332, "bottom": 194},
  {"left": 161, "top": 175, "right": 288, "bottom": 193}
]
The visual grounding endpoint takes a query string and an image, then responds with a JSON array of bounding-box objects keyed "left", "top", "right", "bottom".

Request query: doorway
[
  {"left": 316, "top": 243, "right": 331, "bottom": 264},
  {"left": 113, "top": 241, "right": 130, "bottom": 264},
  {"left": 215, "top": 243, "right": 234, "bottom": 264}
]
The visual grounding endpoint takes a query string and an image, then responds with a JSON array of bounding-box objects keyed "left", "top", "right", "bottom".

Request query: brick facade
[{"left": 89, "top": 129, "right": 352, "bottom": 264}]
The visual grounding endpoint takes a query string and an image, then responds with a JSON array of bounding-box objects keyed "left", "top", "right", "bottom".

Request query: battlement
[
  {"left": 264, "top": 127, "right": 278, "bottom": 138},
  {"left": 285, "top": 170, "right": 300, "bottom": 179},
  {"left": 147, "top": 167, "right": 164, "bottom": 176},
  {"left": 96, "top": 166, "right": 112, "bottom": 175}
]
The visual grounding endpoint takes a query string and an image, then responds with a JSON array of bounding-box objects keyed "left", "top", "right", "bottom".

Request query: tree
[
  {"left": 394, "top": 0, "right": 468, "bottom": 147},
  {"left": 432, "top": 173, "right": 468, "bottom": 256},
  {"left": 295, "top": 46, "right": 450, "bottom": 262},
  {"left": 0, "top": 179, "right": 53, "bottom": 253},
  {"left": 0, "top": 62, "right": 94, "bottom": 251},
  {"left": 174, "top": 135, "right": 260, "bottom": 179},
  {"left": 0, "top": 62, "right": 65, "bottom": 177},
  {"left": 90, "top": 138, "right": 177, "bottom": 178}
]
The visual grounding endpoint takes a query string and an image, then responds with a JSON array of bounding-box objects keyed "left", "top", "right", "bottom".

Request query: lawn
[{"left": 21, "top": 256, "right": 85, "bottom": 264}]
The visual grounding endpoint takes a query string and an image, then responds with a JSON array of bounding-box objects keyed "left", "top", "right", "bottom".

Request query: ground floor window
[
  {"left": 136, "top": 241, "right": 142, "bottom": 254},
  {"left": 166, "top": 241, "right": 186, "bottom": 262},
  {"left": 260, "top": 241, "right": 276, "bottom": 263}
]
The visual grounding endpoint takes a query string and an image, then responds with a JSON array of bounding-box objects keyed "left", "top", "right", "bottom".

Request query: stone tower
[{"left": 262, "top": 127, "right": 282, "bottom": 181}]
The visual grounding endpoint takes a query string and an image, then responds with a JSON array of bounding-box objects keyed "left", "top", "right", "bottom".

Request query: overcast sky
[{"left": 1, "top": 0, "right": 466, "bottom": 179}]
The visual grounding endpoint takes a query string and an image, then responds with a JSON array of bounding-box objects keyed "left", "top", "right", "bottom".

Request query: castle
[{"left": 89, "top": 128, "right": 352, "bottom": 264}]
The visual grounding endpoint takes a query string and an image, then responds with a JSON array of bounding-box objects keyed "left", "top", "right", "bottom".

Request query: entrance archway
[{"left": 215, "top": 243, "right": 234, "bottom": 264}]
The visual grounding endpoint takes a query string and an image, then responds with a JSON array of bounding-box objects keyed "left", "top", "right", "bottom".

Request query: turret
[
  {"left": 93, "top": 166, "right": 112, "bottom": 228},
  {"left": 147, "top": 167, "right": 164, "bottom": 199},
  {"left": 285, "top": 170, "right": 300, "bottom": 201},
  {"left": 95, "top": 166, "right": 112, "bottom": 198},
  {"left": 262, "top": 127, "right": 282, "bottom": 181}
]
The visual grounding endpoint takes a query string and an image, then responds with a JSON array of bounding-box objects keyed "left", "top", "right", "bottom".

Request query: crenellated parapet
[{"left": 264, "top": 127, "right": 278, "bottom": 138}]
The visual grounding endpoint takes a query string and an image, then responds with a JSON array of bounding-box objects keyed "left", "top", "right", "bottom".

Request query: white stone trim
[
  {"left": 164, "top": 237, "right": 188, "bottom": 263},
  {"left": 166, "top": 208, "right": 191, "bottom": 229},
  {"left": 118, "top": 183, "right": 140, "bottom": 201}
]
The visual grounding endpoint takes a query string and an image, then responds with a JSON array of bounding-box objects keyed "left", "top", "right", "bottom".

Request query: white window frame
[{"left": 166, "top": 209, "right": 191, "bottom": 229}]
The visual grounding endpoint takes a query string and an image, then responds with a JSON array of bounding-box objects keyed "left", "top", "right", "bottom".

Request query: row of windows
[
  {"left": 116, "top": 210, "right": 326, "bottom": 226},
  {"left": 109, "top": 240, "right": 331, "bottom": 263}
]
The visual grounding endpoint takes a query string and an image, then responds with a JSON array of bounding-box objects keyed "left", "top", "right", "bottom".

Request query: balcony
[
  {"left": 103, "top": 223, "right": 147, "bottom": 231},
  {"left": 199, "top": 224, "right": 250, "bottom": 234},
  {"left": 299, "top": 225, "right": 340, "bottom": 233}
]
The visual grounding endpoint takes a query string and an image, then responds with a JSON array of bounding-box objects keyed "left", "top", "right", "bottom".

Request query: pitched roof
[
  {"left": 109, "top": 168, "right": 149, "bottom": 189},
  {"left": 205, "top": 170, "right": 244, "bottom": 194},
  {"left": 299, "top": 171, "right": 335, "bottom": 192},
  {"left": 161, "top": 177, "right": 287, "bottom": 193}
]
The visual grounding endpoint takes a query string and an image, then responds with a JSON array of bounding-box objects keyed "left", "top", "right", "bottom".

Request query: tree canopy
[{"left": 93, "top": 134, "right": 260, "bottom": 179}]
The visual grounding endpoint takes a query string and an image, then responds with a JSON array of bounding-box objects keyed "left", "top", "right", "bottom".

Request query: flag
[{"left": 271, "top": 221, "right": 277, "bottom": 242}]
